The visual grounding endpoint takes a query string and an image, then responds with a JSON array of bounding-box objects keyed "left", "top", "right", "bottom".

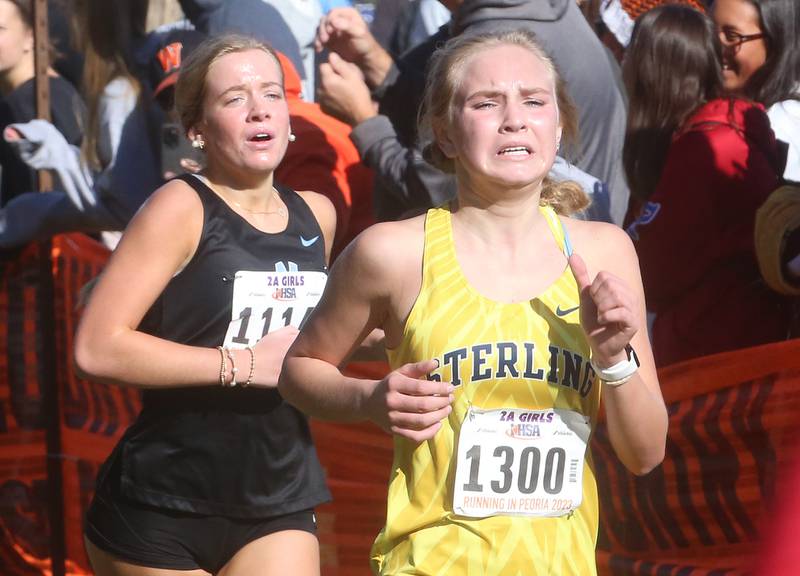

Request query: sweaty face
[
  {"left": 441, "top": 44, "right": 561, "bottom": 195},
  {"left": 0, "top": 0, "right": 32, "bottom": 83},
  {"left": 711, "top": 0, "right": 768, "bottom": 95},
  {"left": 195, "top": 49, "right": 290, "bottom": 177}
]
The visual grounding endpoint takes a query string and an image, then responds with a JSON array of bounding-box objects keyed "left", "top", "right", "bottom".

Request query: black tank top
[{"left": 98, "top": 174, "right": 331, "bottom": 518}]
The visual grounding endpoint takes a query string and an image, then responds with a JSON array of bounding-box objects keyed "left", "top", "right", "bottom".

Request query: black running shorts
[{"left": 85, "top": 491, "right": 317, "bottom": 573}]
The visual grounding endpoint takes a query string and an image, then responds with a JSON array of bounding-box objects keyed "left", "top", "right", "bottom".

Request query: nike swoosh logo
[
  {"left": 555, "top": 305, "right": 580, "bottom": 317},
  {"left": 300, "top": 235, "right": 319, "bottom": 247}
]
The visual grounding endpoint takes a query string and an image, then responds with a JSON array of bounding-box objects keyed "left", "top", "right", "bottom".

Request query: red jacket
[
  {"left": 274, "top": 53, "right": 374, "bottom": 258},
  {"left": 627, "top": 98, "right": 789, "bottom": 366}
]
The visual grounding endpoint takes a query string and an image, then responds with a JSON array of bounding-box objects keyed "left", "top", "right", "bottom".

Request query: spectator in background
[
  {"left": 315, "top": 0, "right": 628, "bottom": 224},
  {"left": 147, "top": 28, "right": 207, "bottom": 181},
  {"left": 590, "top": 0, "right": 707, "bottom": 64},
  {"left": 262, "top": 0, "right": 324, "bottom": 101},
  {"left": 49, "top": 0, "right": 84, "bottom": 89},
  {"left": 387, "top": 0, "right": 451, "bottom": 57},
  {"left": 720, "top": 0, "right": 800, "bottom": 325},
  {"left": 176, "top": 0, "right": 304, "bottom": 97},
  {"left": 0, "top": 0, "right": 85, "bottom": 205},
  {"left": 180, "top": 0, "right": 324, "bottom": 101},
  {"left": 0, "top": 0, "right": 160, "bottom": 250},
  {"left": 370, "top": 0, "right": 407, "bottom": 50},
  {"left": 711, "top": 0, "right": 800, "bottom": 182},
  {"left": 624, "top": 4, "right": 790, "bottom": 366},
  {"left": 77, "top": 0, "right": 157, "bottom": 217},
  {"left": 274, "top": 51, "right": 374, "bottom": 257}
]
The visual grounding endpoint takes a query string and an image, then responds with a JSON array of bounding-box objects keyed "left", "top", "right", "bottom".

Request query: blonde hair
[
  {"left": 175, "top": 34, "right": 284, "bottom": 135},
  {"left": 419, "top": 30, "right": 588, "bottom": 216}
]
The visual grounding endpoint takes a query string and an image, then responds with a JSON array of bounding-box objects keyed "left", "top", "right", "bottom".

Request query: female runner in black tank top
[{"left": 74, "top": 35, "right": 336, "bottom": 576}]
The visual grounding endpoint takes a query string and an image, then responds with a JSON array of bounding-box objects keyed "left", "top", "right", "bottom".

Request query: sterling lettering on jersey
[{"left": 427, "top": 341, "right": 596, "bottom": 398}]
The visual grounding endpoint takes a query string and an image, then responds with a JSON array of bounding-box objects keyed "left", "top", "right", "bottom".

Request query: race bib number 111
[
  {"left": 453, "top": 407, "right": 591, "bottom": 518},
  {"left": 223, "top": 270, "right": 327, "bottom": 349}
]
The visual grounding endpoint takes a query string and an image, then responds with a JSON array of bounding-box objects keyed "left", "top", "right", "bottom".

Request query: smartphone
[{"left": 160, "top": 122, "right": 205, "bottom": 179}]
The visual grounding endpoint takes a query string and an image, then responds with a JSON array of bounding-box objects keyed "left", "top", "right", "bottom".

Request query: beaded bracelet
[
  {"left": 243, "top": 346, "right": 256, "bottom": 387},
  {"left": 224, "top": 347, "right": 238, "bottom": 387},
  {"left": 216, "top": 346, "right": 227, "bottom": 387}
]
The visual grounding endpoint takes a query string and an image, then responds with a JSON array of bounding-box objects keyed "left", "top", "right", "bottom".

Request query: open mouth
[
  {"left": 498, "top": 146, "right": 531, "bottom": 156},
  {"left": 250, "top": 133, "right": 272, "bottom": 143},
  {"left": 720, "top": 57, "right": 736, "bottom": 72}
]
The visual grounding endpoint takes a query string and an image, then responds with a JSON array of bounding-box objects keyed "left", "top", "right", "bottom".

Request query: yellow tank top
[{"left": 372, "top": 205, "right": 602, "bottom": 575}]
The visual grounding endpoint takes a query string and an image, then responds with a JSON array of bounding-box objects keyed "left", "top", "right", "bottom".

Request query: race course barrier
[{"left": 1, "top": 233, "right": 798, "bottom": 574}]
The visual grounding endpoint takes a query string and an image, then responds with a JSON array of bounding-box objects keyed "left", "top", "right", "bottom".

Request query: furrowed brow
[{"left": 465, "top": 89, "right": 505, "bottom": 102}]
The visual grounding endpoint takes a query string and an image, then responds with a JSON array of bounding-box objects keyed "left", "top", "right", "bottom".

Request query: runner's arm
[
  {"left": 571, "top": 221, "right": 668, "bottom": 475},
  {"left": 73, "top": 180, "right": 294, "bottom": 389},
  {"left": 280, "top": 224, "right": 453, "bottom": 441}
]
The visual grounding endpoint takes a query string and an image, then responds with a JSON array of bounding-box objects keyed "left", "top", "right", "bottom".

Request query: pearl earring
[
  {"left": 288, "top": 133, "right": 296, "bottom": 143},
  {"left": 192, "top": 138, "right": 205, "bottom": 150}
]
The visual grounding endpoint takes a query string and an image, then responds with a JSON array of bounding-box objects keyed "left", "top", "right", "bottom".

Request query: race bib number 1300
[
  {"left": 223, "top": 270, "right": 327, "bottom": 349},
  {"left": 453, "top": 407, "right": 591, "bottom": 518}
]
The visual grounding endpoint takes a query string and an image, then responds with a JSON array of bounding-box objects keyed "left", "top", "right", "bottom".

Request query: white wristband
[{"left": 592, "top": 345, "right": 640, "bottom": 387}]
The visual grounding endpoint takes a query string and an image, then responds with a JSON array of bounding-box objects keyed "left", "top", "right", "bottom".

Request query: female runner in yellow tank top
[{"left": 280, "top": 30, "right": 668, "bottom": 575}]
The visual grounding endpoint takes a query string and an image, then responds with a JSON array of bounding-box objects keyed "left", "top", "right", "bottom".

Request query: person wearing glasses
[
  {"left": 711, "top": 0, "right": 800, "bottom": 183},
  {"left": 623, "top": 4, "right": 791, "bottom": 366}
]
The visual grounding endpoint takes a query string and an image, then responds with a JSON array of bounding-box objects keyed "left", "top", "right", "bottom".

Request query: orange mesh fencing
[
  {"left": 1, "top": 235, "right": 799, "bottom": 574},
  {"left": 0, "top": 234, "right": 133, "bottom": 575},
  {"left": 620, "top": 0, "right": 706, "bottom": 21},
  {"left": 595, "top": 339, "right": 800, "bottom": 575}
]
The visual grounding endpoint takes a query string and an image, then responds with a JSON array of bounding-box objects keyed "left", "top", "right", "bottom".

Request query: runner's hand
[
  {"left": 569, "top": 253, "right": 638, "bottom": 367},
  {"left": 367, "top": 359, "right": 454, "bottom": 443}
]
